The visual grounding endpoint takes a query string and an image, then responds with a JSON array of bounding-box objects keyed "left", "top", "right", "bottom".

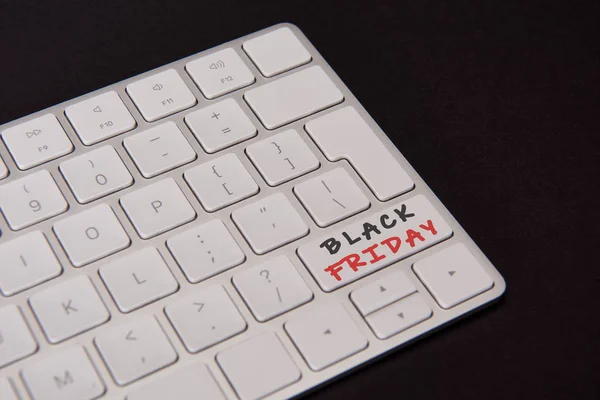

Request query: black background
[{"left": 1, "top": 0, "right": 598, "bottom": 399}]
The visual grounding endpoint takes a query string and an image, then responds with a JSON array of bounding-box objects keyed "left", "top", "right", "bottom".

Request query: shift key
[{"left": 297, "top": 195, "right": 453, "bottom": 292}]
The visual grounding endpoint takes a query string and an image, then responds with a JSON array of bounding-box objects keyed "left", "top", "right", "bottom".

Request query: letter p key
[{"left": 151, "top": 200, "right": 163, "bottom": 213}]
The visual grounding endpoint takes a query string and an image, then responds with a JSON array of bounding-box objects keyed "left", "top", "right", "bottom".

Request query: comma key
[{"left": 95, "top": 315, "right": 178, "bottom": 385}]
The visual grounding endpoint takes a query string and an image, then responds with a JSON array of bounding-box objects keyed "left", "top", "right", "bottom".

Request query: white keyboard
[{"left": 0, "top": 24, "right": 505, "bottom": 400}]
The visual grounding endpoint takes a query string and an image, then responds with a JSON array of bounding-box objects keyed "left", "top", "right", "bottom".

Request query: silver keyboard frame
[{"left": 0, "top": 23, "right": 506, "bottom": 399}]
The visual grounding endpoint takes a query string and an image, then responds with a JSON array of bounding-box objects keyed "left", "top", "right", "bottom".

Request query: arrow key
[
  {"left": 350, "top": 271, "right": 417, "bottom": 316},
  {"left": 413, "top": 243, "right": 494, "bottom": 309},
  {"left": 94, "top": 315, "right": 177, "bottom": 385},
  {"left": 365, "top": 294, "right": 432, "bottom": 340},
  {"left": 285, "top": 302, "right": 367, "bottom": 371}
]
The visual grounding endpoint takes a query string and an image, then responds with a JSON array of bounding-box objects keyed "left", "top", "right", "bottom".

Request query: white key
[
  {"left": 0, "top": 378, "right": 18, "bottom": 400},
  {"left": 21, "top": 346, "right": 105, "bottom": 400},
  {"left": 285, "top": 302, "right": 368, "bottom": 371},
  {"left": 95, "top": 315, "right": 178, "bottom": 385},
  {"left": 60, "top": 146, "right": 133, "bottom": 203},
  {"left": 297, "top": 194, "right": 453, "bottom": 292},
  {"left": 233, "top": 255, "right": 313, "bottom": 322},
  {"left": 350, "top": 270, "right": 417, "bottom": 316},
  {"left": 306, "top": 106, "right": 414, "bottom": 201},
  {"left": 184, "top": 98, "right": 256, "bottom": 153},
  {"left": 120, "top": 178, "right": 196, "bottom": 239},
  {"left": 30, "top": 276, "right": 109, "bottom": 343},
  {"left": 127, "top": 363, "right": 226, "bottom": 400},
  {"left": 0, "top": 305, "right": 37, "bottom": 367},
  {"left": 217, "top": 332, "right": 300, "bottom": 400},
  {"left": 243, "top": 27, "right": 312, "bottom": 77},
  {"left": 186, "top": 48, "right": 255, "bottom": 99},
  {"left": 124, "top": 121, "right": 196, "bottom": 178},
  {"left": 184, "top": 153, "right": 259, "bottom": 212},
  {"left": 413, "top": 243, "right": 494, "bottom": 309},
  {"left": 99, "top": 247, "right": 179, "bottom": 313},
  {"left": 167, "top": 220, "right": 245, "bottom": 283},
  {"left": 0, "top": 170, "right": 68, "bottom": 230},
  {"left": 0, "top": 155, "right": 7, "bottom": 179},
  {"left": 0, "top": 231, "right": 62, "bottom": 296},
  {"left": 232, "top": 193, "right": 309, "bottom": 254},
  {"left": 1, "top": 114, "right": 73, "bottom": 170},
  {"left": 165, "top": 285, "right": 246, "bottom": 353},
  {"left": 126, "top": 69, "right": 196, "bottom": 122},
  {"left": 294, "top": 168, "right": 370, "bottom": 227},
  {"left": 53, "top": 204, "right": 131, "bottom": 267},
  {"left": 65, "top": 91, "right": 136, "bottom": 145},
  {"left": 365, "top": 294, "right": 432, "bottom": 339},
  {"left": 244, "top": 66, "right": 343, "bottom": 130},
  {"left": 246, "top": 129, "right": 319, "bottom": 186}
]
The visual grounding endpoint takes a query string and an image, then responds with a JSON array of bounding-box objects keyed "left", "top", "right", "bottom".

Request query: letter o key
[{"left": 85, "top": 227, "right": 100, "bottom": 240}]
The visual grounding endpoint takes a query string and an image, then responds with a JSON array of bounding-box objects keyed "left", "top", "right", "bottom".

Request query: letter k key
[{"left": 62, "top": 299, "right": 78, "bottom": 315}]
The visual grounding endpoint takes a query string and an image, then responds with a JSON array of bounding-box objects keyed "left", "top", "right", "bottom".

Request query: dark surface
[{"left": 1, "top": 0, "right": 598, "bottom": 398}]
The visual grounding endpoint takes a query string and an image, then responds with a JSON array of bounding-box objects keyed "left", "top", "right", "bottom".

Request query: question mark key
[{"left": 233, "top": 255, "right": 313, "bottom": 322}]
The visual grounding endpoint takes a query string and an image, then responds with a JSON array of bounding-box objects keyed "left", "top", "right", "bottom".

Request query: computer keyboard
[{"left": 0, "top": 23, "right": 506, "bottom": 400}]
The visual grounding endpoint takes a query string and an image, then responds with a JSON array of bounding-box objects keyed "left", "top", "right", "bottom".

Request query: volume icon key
[{"left": 209, "top": 60, "right": 225, "bottom": 70}]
